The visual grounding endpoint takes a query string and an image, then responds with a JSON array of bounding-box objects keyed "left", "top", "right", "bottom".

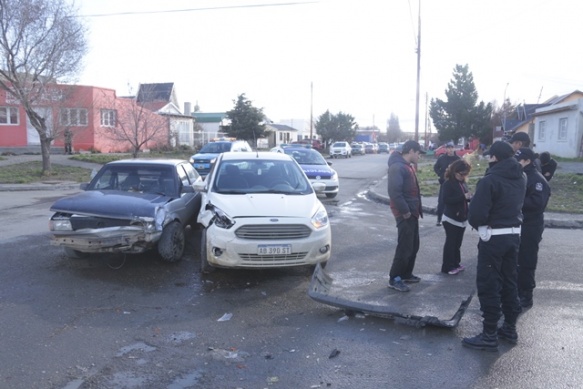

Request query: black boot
[
  {"left": 497, "top": 322, "right": 518, "bottom": 344},
  {"left": 462, "top": 322, "right": 498, "bottom": 352}
]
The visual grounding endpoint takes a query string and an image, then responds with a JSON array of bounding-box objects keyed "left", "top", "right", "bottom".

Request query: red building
[{"left": 0, "top": 84, "right": 171, "bottom": 154}]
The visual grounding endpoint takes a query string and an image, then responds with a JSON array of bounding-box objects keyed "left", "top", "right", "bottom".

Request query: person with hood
[
  {"left": 433, "top": 142, "right": 461, "bottom": 226},
  {"left": 508, "top": 132, "right": 542, "bottom": 173},
  {"left": 515, "top": 148, "right": 551, "bottom": 309},
  {"left": 387, "top": 140, "right": 425, "bottom": 292},
  {"left": 462, "top": 141, "right": 526, "bottom": 351}
]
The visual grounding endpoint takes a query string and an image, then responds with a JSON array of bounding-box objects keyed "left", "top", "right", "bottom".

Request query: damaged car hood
[{"left": 50, "top": 190, "right": 171, "bottom": 218}]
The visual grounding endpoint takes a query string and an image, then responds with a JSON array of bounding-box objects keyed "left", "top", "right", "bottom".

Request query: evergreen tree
[
  {"left": 223, "top": 94, "right": 267, "bottom": 147},
  {"left": 386, "top": 113, "right": 402, "bottom": 143},
  {"left": 429, "top": 64, "right": 492, "bottom": 144},
  {"left": 315, "top": 110, "right": 358, "bottom": 147}
]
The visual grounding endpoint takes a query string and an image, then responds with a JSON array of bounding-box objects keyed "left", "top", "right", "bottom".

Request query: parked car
[
  {"left": 291, "top": 139, "right": 324, "bottom": 151},
  {"left": 193, "top": 151, "right": 331, "bottom": 272},
  {"left": 189, "top": 140, "right": 252, "bottom": 177},
  {"left": 378, "top": 142, "right": 390, "bottom": 153},
  {"left": 352, "top": 143, "right": 365, "bottom": 155},
  {"left": 364, "top": 143, "right": 377, "bottom": 154},
  {"left": 49, "top": 159, "right": 202, "bottom": 262},
  {"left": 283, "top": 146, "right": 339, "bottom": 198},
  {"left": 329, "top": 141, "right": 352, "bottom": 158}
]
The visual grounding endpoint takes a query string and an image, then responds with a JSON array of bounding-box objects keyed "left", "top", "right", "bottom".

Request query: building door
[{"left": 26, "top": 107, "right": 53, "bottom": 145}]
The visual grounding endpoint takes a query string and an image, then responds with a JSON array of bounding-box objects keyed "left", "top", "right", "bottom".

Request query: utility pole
[{"left": 414, "top": 0, "right": 421, "bottom": 142}]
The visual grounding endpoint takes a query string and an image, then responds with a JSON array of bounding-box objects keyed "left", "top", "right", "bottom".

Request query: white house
[{"left": 533, "top": 97, "right": 583, "bottom": 158}]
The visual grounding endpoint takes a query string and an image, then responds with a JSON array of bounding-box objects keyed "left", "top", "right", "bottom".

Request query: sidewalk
[{"left": 368, "top": 175, "right": 583, "bottom": 229}]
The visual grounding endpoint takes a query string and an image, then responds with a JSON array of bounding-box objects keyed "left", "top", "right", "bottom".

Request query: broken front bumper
[{"left": 51, "top": 226, "right": 162, "bottom": 254}]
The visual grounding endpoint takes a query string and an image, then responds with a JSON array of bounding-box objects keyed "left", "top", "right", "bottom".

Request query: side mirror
[
  {"left": 193, "top": 180, "right": 206, "bottom": 193},
  {"left": 80, "top": 183, "right": 89, "bottom": 190}
]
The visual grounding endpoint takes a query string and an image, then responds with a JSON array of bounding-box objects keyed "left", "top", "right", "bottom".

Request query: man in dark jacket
[
  {"left": 463, "top": 141, "right": 526, "bottom": 351},
  {"left": 433, "top": 142, "right": 460, "bottom": 226},
  {"left": 387, "top": 140, "right": 425, "bottom": 292},
  {"left": 515, "top": 148, "right": 551, "bottom": 309}
]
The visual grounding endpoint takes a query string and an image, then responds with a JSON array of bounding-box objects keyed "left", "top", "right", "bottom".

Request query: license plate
[
  {"left": 257, "top": 244, "right": 292, "bottom": 255},
  {"left": 194, "top": 163, "right": 210, "bottom": 169}
]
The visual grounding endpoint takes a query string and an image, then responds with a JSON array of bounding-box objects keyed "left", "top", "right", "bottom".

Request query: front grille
[
  {"left": 306, "top": 173, "right": 331, "bottom": 179},
  {"left": 235, "top": 224, "right": 311, "bottom": 240},
  {"left": 71, "top": 216, "right": 133, "bottom": 230},
  {"left": 239, "top": 252, "right": 308, "bottom": 265}
]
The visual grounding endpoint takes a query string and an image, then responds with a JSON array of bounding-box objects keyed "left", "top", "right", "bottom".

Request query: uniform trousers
[{"left": 476, "top": 234, "right": 522, "bottom": 328}]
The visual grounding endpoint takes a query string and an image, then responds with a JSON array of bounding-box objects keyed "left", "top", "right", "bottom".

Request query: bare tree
[
  {"left": 97, "top": 89, "right": 170, "bottom": 158},
  {"left": 0, "top": 0, "right": 87, "bottom": 174}
]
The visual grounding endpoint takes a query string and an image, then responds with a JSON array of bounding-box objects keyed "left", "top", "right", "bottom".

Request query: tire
[
  {"left": 325, "top": 193, "right": 337, "bottom": 199},
  {"left": 158, "top": 221, "right": 185, "bottom": 262},
  {"left": 63, "top": 247, "right": 89, "bottom": 259},
  {"left": 200, "top": 228, "right": 215, "bottom": 274}
]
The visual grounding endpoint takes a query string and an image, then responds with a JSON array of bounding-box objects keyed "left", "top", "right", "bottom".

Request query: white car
[
  {"left": 330, "top": 141, "right": 352, "bottom": 158},
  {"left": 193, "top": 152, "right": 332, "bottom": 272}
]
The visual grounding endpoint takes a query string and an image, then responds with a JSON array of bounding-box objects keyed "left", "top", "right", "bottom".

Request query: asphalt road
[{"left": 0, "top": 154, "right": 582, "bottom": 389}]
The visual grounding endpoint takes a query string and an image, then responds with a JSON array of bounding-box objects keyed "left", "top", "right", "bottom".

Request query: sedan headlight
[
  {"left": 331, "top": 170, "right": 338, "bottom": 181},
  {"left": 210, "top": 205, "right": 235, "bottom": 229},
  {"left": 311, "top": 205, "right": 329, "bottom": 229},
  {"left": 49, "top": 217, "right": 72, "bottom": 231}
]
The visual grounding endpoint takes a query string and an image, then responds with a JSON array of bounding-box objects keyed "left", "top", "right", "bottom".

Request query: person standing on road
[
  {"left": 440, "top": 159, "right": 472, "bottom": 275},
  {"left": 387, "top": 140, "right": 425, "bottom": 292},
  {"left": 539, "top": 151, "right": 557, "bottom": 182},
  {"left": 434, "top": 142, "right": 460, "bottom": 226},
  {"left": 463, "top": 141, "right": 526, "bottom": 351},
  {"left": 64, "top": 129, "right": 73, "bottom": 155},
  {"left": 515, "top": 148, "right": 551, "bottom": 309}
]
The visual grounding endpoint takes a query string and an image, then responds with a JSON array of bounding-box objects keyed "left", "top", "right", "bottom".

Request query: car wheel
[
  {"left": 325, "top": 193, "right": 337, "bottom": 199},
  {"left": 200, "top": 228, "right": 215, "bottom": 274},
  {"left": 63, "top": 247, "right": 89, "bottom": 259},
  {"left": 158, "top": 221, "right": 185, "bottom": 262}
]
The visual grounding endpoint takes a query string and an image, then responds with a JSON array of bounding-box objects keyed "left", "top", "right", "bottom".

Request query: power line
[{"left": 79, "top": 1, "right": 318, "bottom": 18}]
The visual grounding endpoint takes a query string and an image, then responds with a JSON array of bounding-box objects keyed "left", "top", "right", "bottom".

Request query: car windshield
[
  {"left": 199, "top": 142, "right": 231, "bottom": 154},
  {"left": 88, "top": 165, "right": 177, "bottom": 196},
  {"left": 212, "top": 159, "right": 312, "bottom": 195},
  {"left": 284, "top": 148, "right": 327, "bottom": 165},
  {"left": 333, "top": 142, "right": 346, "bottom": 147}
]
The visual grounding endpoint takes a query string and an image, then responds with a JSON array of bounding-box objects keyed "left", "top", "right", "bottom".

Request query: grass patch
[{"left": 0, "top": 162, "right": 92, "bottom": 184}]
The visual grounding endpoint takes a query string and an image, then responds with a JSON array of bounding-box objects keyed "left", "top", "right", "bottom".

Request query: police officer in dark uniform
[
  {"left": 463, "top": 141, "right": 526, "bottom": 351},
  {"left": 515, "top": 148, "right": 551, "bottom": 309}
]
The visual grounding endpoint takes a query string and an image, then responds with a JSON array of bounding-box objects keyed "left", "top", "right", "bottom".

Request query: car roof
[
  {"left": 106, "top": 159, "right": 188, "bottom": 167},
  {"left": 220, "top": 151, "right": 294, "bottom": 162}
]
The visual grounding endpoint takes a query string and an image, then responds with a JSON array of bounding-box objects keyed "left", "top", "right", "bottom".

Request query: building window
[
  {"left": 538, "top": 120, "right": 546, "bottom": 141},
  {"left": 558, "top": 117, "right": 568, "bottom": 141},
  {"left": 101, "top": 109, "right": 116, "bottom": 127},
  {"left": 0, "top": 107, "right": 19, "bottom": 125},
  {"left": 60, "top": 108, "right": 88, "bottom": 126}
]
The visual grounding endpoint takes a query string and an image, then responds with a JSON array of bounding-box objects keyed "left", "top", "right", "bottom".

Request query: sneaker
[
  {"left": 448, "top": 265, "right": 465, "bottom": 275},
  {"left": 403, "top": 275, "right": 421, "bottom": 283},
  {"left": 436, "top": 222, "right": 442, "bottom": 226},
  {"left": 388, "top": 277, "right": 410, "bottom": 292}
]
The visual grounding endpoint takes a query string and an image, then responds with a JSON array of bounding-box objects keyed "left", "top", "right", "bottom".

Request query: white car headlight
[
  {"left": 212, "top": 206, "right": 235, "bottom": 229},
  {"left": 311, "top": 205, "right": 329, "bottom": 229},
  {"left": 331, "top": 170, "right": 338, "bottom": 181}
]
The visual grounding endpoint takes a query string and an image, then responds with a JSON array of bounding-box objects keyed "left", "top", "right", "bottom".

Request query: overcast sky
[{"left": 75, "top": 0, "right": 583, "bottom": 133}]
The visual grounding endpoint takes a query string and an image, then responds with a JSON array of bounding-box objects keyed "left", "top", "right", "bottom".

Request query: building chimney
[{"left": 184, "top": 102, "right": 192, "bottom": 116}]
